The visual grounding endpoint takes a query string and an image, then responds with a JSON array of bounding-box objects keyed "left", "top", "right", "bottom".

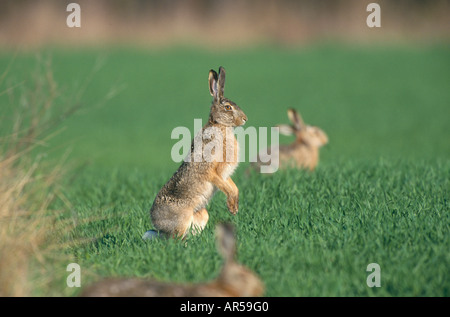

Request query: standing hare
[
  {"left": 146, "top": 67, "right": 247, "bottom": 239},
  {"left": 254, "top": 108, "right": 328, "bottom": 173},
  {"left": 81, "top": 223, "right": 264, "bottom": 297}
]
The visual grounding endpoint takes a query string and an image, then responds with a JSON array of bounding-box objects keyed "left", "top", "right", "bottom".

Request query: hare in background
[
  {"left": 81, "top": 223, "right": 265, "bottom": 297},
  {"left": 254, "top": 108, "right": 328, "bottom": 173},
  {"left": 145, "top": 67, "right": 248, "bottom": 239}
]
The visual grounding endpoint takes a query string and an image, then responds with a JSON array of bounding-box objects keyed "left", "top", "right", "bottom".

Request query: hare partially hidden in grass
[
  {"left": 145, "top": 67, "right": 247, "bottom": 239},
  {"left": 81, "top": 223, "right": 264, "bottom": 297},
  {"left": 254, "top": 108, "right": 328, "bottom": 173}
]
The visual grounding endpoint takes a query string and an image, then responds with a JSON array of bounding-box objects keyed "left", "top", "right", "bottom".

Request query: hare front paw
[{"left": 227, "top": 196, "right": 239, "bottom": 215}]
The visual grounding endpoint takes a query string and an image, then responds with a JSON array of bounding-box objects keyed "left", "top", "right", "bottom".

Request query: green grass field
[{"left": 1, "top": 44, "right": 449, "bottom": 296}]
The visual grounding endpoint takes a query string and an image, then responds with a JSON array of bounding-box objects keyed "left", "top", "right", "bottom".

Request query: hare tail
[{"left": 142, "top": 230, "right": 161, "bottom": 240}]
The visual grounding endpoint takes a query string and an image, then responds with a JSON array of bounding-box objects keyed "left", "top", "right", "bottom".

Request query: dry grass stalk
[{"left": 0, "top": 59, "right": 77, "bottom": 296}]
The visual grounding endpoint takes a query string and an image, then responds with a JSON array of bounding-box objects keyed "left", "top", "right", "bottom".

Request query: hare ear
[
  {"left": 287, "top": 108, "right": 305, "bottom": 131},
  {"left": 216, "top": 223, "right": 236, "bottom": 263},
  {"left": 209, "top": 69, "right": 219, "bottom": 100},
  {"left": 276, "top": 124, "right": 295, "bottom": 136},
  {"left": 217, "top": 66, "right": 226, "bottom": 99}
]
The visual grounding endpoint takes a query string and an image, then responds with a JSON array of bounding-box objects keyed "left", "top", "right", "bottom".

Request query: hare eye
[{"left": 224, "top": 105, "right": 232, "bottom": 111}]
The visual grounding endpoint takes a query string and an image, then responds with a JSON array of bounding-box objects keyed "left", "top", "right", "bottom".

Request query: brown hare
[
  {"left": 81, "top": 223, "right": 264, "bottom": 297},
  {"left": 146, "top": 67, "right": 247, "bottom": 239},
  {"left": 254, "top": 108, "right": 328, "bottom": 173}
]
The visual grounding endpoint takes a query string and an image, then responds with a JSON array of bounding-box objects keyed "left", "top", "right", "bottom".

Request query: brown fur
[
  {"left": 150, "top": 67, "right": 247, "bottom": 238},
  {"left": 80, "top": 223, "right": 264, "bottom": 297},
  {"left": 254, "top": 108, "right": 328, "bottom": 172}
]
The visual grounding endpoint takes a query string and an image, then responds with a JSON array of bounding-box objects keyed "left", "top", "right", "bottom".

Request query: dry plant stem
[{"left": 0, "top": 58, "right": 82, "bottom": 296}]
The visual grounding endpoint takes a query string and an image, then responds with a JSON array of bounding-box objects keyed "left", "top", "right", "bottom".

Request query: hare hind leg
[
  {"left": 151, "top": 205, "right": 194, "bottom": 238},
  {"left": 170, "top": 207, "right": 209, "bottom": 238},
  {"left": 190, "top": 208, "right": 209, "bottom": 235},
  {"left": 151, "top": 206, "right": 208, "bottom": 238}
]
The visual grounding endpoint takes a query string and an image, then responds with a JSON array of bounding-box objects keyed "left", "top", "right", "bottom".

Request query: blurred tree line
[{"left": 0, "top": 0, "right": 448, "bottom": 47}]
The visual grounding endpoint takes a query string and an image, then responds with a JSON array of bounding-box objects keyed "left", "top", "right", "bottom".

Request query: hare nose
[{"left": 243, "top": 116, "right": 248, "bottom": 122}]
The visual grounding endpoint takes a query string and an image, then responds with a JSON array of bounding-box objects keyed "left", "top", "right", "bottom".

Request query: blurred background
[
  {"left": 0, "top": 0, "right": 449, "bottom": 173},
  {"left": 0, "top": 0, "right": 449, "bottom": 48}
]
